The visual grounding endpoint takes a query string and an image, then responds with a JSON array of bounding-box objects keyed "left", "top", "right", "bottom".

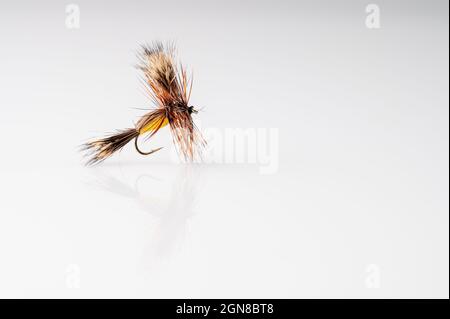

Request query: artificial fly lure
[{"left": 82, "top": 42, "right": 205, "bottom": 165}]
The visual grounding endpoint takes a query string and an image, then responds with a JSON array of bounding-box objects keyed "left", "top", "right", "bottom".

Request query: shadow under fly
[{"left": 84, "top": 164, "right": 203, "bottom": 260}]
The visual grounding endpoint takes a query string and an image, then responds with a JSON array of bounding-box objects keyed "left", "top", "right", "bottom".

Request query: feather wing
[
  {"left": 137, "top": 42, "right": 188, "bottom": 107},
  {"left": 137, "top": 42, "right": 205, "bottom": 160}
]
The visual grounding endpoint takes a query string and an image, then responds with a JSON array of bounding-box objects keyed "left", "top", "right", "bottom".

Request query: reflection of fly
[{"left": 82, "top": 42, "right": 205, "bottom": 165}]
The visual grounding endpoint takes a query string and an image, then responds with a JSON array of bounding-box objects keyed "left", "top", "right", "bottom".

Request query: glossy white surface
[{"left": 0, "top": 0, "right": 448, "bottom": 298}]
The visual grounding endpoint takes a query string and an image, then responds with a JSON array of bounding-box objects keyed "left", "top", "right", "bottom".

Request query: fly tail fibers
[{"left": 82, "top": 128, "right": 139, "bottom": 165}]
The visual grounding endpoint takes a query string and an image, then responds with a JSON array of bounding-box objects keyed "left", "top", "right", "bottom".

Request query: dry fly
[{"left": 82, "top": 42, "right": 205, "bottom": 165}]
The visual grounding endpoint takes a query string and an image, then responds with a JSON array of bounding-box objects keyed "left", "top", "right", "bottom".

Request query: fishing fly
[{"left": 82, "top": 42, "right": 205, "bottom": 165}]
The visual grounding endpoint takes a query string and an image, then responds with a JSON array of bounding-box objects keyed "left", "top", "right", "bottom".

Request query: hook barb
[{"left": 134, "top": 134, "right": 163, "bottom": 156}]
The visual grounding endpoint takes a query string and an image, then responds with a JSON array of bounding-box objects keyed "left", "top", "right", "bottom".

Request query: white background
[{"left": 0, "top": 0, "right": 448, "bottom": 298}]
